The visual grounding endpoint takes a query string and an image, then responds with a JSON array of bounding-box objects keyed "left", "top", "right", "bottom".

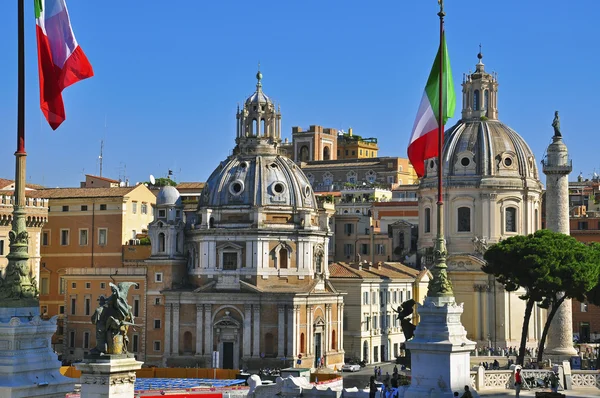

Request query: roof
[
  {"left": 301, "top": 161, "right": 381, "bottom": 170},
  {"left": 85, "top": 174, "right": 119, "bottom": 183},
  {"left": 0, "top": 178, "right": 46, "bottom": 190},
  {"left": 176, "top": 182, "right": 206, "bottom": 190},
  {"left": 36, "top": 186, "right": 139, "bottom": 199},
  {"left": 329, "top": 262, "right": 421, "bottom": 281},
  {"left": 0, "top": 189, "right": 50, "bottom": 198}
]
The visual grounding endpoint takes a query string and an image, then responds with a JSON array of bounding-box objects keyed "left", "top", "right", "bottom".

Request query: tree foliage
[
  {"left": 145, "top": 177, "right": 177, "bottom": 187},
  {"left": 483, "top": 230, "right": 600, "bottom": 365}
]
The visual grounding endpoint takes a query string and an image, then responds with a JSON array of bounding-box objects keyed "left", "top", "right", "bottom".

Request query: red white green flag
[
  {"left": 407, "top": 34, "right": 455, "bottom": 178},
  {"left": 35, "top": 0, "right": 93, "bottom": 130}
]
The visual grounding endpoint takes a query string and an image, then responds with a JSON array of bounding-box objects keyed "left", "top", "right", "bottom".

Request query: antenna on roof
[
  {"left": 149, "top": 174, "right": 156, "bottom": 185},
  {"left": 98, "top": 140, "right": 104, "bottom": 177}
]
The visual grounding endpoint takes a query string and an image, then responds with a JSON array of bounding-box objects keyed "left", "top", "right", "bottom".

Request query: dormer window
[{"left": 473, "top": 90, "right": 480, "bottom": 111}]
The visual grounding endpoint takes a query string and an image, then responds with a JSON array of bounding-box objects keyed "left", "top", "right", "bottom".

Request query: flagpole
[
  {"left": 1, "top": 0, "right": 36, "bottom": 307},
  {"left": 428, "top": 0, "right": 453, "bottom": 298}
]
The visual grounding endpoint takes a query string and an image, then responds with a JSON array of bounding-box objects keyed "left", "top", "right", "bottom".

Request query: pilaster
[
  {"left": 204, "top": 304, "right": 212, "bottom": 356},
  {"left": 244, "top": 305, "right": 252, "bottom": 358},
  {"left": 172, "top": 303, "right": 180, "bottom": 355},
  {"left": 252, "top": 305, "right": 260, "bottom": 357},
  {"left": 196, "top": 304, "right": 203, "bottom": 355},
  {"left": 164, "top": 303, "right": 172, "bottom": 357},
  {"left": 277, "top": 305, "right": 285, "bottom": 357}
]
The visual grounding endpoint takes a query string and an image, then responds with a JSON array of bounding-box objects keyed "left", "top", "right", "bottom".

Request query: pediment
[
  {"left": 214, "top": 315, "right": 241, "bottom": 329},
  {"left": 216, "top": 242, "right": 244, "bottom": 251},
  {"left": 447, "top": 253, "right": 486, "bottom": 271}
]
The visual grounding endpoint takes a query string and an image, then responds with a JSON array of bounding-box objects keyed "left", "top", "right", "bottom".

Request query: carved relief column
[
  {"left": 252, "top": 305, "right": 260, "bottom": 357},
  {"left": 196, "top": 304, "right": 203, "bottom": 355},
  {"left": 324, "top": 304, "right": 331, "bottom": 355},
  {"left": 277, "top": 305, "right": 285, "bottom": 357},
  {"left": 243, "top": 305, "right": 252, "bottom": 358},
  {"left": 164, "top": 303, "right": 172, "bottom": 357},
  {"left": 172, "top": 303, "right": 180, "bottom": 355},
  {"left": 204, "top": 304, "right": 212, "bottom": 356},
  {"left": 287, "top": 305, "right": 294, "bottom": 357}
]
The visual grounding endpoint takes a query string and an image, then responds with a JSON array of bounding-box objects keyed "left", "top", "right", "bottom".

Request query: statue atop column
[
  {"left": 90, "top": 281, "right": 138, "bottom": 355},
  {"left": 552, "top": 111, "right": 561, "bottom": 137}
]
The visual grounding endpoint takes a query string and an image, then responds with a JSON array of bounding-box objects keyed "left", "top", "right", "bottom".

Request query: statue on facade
[
  {"left": 552, "top": 111, "right": 561, "bottom": 137},
  {"left": 90, "top": 282, "right": 137, "bottom": 355},
  {"left": 392, "top": 299, "right": 416, "bottom": 341},
  {"left": 472, "top": 236, "right": 489, "bottom": 256}
]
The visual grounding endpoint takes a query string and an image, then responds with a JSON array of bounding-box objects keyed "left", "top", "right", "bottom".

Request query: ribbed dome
[
  {"left": 200, "top": 154, "right": 317, "bottom": 209},
  {"left": 156, "top": 185, "right": 181, "bottom": 206},
  {"left": 441, "top": 120, "right": 539, "bottom": 180}
]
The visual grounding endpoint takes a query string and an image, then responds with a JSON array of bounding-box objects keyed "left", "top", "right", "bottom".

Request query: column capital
[
  {"left": 278, "top": 305, "right": 285, "bottom": 313},
  {"left": 173, "top": 303, "right": 180, "bottom": 311},
  {"left": 204, "top": 304, "right": 212, "bottom": 311},
  {"left": 253, "top": 305, "right": 260, "bottom": 313},
  {"left": 325, "top": 303, "right": 332, "bottom": 310},
  {"left": 196, "top": 304, "right": 203, "bottom": 313}
]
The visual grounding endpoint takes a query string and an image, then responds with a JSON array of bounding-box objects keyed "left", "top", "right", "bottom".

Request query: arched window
[
  {"left": 457, "top": 207, "right": 471, "bottom": 232},
  {"left": 300, "top": 333, "right": 306, "bottom": 354},
  {"left": 473, "top": 90, "right": 480, "bottom": 111},
  {"left": 323, "top": 146, "right": 330, "bottom": 160},
  {"left": 299, "top": 146, "right": 309, "bottom": 162},
  {"left": 252, "top": 119, "right": 258, "bottom": 136},
  {"left": 158, "top": 233, "right": 165, "bottom": 252},
  {"left": 484, "top": 89, "right": 489, "bottom": 111},
  {"left": 331, "top": 330, "right": 336, "bottom": 350},
  {"left": 183, "top": 331, "right": 193, "bottom": 354},
  {"left": 424, "top": 208, "right": 431, "bottom": 233},
  {"left": 279, "top": 248, "right": 288, "bottom": 269},
  {"left": 261, "top": 119, "right": 266, "bottom": 136},
  {"left": 363, "top": 341, "right": 369, "bottom": 362},
  {"left": 505, "top": 207, "right": 517, "bottom": 232},
  {"left": 209, "top": 217, "right": 215, "bottom": 228},
  {"left": 176, "top": 233, "right": 180, "bottom": 253}
]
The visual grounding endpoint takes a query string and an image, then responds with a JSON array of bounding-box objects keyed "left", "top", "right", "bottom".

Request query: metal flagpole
[{"left": 428, "top": 0, "right": 453, "bottom": 297}]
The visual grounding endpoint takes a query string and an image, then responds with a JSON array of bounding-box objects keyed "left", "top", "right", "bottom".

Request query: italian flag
[
  {"left": 407, "top": 34, "right": 455, "bottom": 178},
  {"left": 35, "top": 0, "right": 93, "bottom": 130}
]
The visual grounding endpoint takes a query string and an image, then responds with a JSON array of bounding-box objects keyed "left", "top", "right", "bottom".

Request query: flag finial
[{"left": 438, "top": 0, "right": 444, "bottom": 12}]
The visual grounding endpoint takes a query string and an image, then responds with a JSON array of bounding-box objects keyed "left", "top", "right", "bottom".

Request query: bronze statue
[
  {"left": 552, "top": 111, "right": 561, "bottom": 137},
  {"left": 392, "top": 299, "right": 416, "bottom": 341},
  {"left": 90, "top": 282, "right": 137, "bottom": 355}
]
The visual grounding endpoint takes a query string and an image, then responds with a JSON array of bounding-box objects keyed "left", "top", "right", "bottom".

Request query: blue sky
[{"left": 0, "top": 0, "right": 596, "bottom": 187}]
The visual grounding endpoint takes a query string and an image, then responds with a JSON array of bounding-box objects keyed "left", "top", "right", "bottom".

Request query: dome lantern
[{"left": 461, "top": 50, "right": 499, "bottom": 121}]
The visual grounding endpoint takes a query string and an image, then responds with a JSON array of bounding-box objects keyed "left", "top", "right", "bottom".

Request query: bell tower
[{"left": 461, "top": 49, "right": 499, "bottom": 121}]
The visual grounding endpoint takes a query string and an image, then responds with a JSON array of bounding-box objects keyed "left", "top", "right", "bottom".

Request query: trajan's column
[{"left": 542, "top": 111, "right": 577, "bottom": 357}]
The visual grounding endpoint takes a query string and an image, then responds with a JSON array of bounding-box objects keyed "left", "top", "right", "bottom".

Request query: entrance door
[
  {"left": 580, "top": 323, "right": 591, "bottom": 343},
  {"left": 223, "top": 342, "right": 234, "bottom": 369},
  {"left": 314, "top": 333, "right": 322, "bottom": 368}
]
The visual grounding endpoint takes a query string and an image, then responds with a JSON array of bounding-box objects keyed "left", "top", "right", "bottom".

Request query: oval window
[
  {"left": 240, "top": 161, "right": 248, "bottom": 169},
  {"left": 229, "top": 180, "right": 244, "bottom": 196},
  {"left": 504, "top": 157, "right": 513, "bottom": 167},
  {"left": 274, "top": 183, "right": 285, "bottom": 194},
  {"left": 429, "top": 160, "right": 435, "bottom": 168},
  {"left": 304, "top": 186, "right": 311, "bottom": 197},
  {"left": 461, "top": 157, "right": 470, "bottom": 167}
]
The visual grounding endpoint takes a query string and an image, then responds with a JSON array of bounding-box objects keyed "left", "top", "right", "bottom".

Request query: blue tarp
[{"left": 135, "top": 378, "right": 245, "bottom": 391}]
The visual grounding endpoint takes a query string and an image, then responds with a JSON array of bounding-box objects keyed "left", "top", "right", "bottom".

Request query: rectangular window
[
  {"left": 83, "top": 331, "right": 90, "bottom": 349},
  {"left": 70, "top": 298, "right": 76, "bottom": 315},
  {"left": 42, "top": 230, "right": 49, "bottom": 246},
  {"left": 132, "top": 334, "right": 139, "bottom": 352},
  {"left": 581, "top": 302, "right": 588, "bottom": 312},
  {"left": 85, "top": 282, "right": 91, "bottom": 289},
  {"left": 363, "top": 292, "right": 369, "bottom": 305},
  {"left": 0, "top": 240, "right": 3, "bottom": 256},
  {"left": 72, "top": 282, "right": 77, "bottom": 289},
  {"left": 99, "top": 204, "right": 107, "bottom": 210},
  {"left": 365, "top": 316, "right": 370, "bottom": 331},
  {"left": 158, "top": 209, "right": 166, "bottom": 218},
  {"left": 407, "top": 290, "right": 412, "bottom": 300},
  {"left": 222, "top": 252, "right": 238, "bottom": 270},
  {"left": 100, "top": 282, "right": 106, "bottom": 289},
  {"left": 386, "top": 315, "right": 390, "bottom": 329},
  {"left": 155, "top": 273, "right": 163, "bottom": 282},
  {"left": 41, "top": 305, "right": 48, "bottom": 314},
  {"left": 345, "top": 150, "right": 348, "bottom": 156},
  {"left": 134, "top": 283, "right": 140, "bottom": 290},
  {"left": 458, "top": 207, "right": 471, "bottom": 232},
  {"left": 376, "top": 244, "right": 386, "bottom": 255},
  {"left": 98, "top": 228, "right": 107, "bottom": 246},
  {"left": 393, "top": 291, "right": 397, "bottom": 303},
  {"left": 132, "top": 202, "right": 137, "bottom": 214},
  {"left": 578, "top": 221, "right": 589, "bottom": 230},
  {"left": 69, "top": 331, "right": 75, "bottom": 348},
  {"left": 425, "top": 208, "right": 431, "bottom": 233},
  {"left": 154, "top": 319, "right": 161, "bottom": 329},
  {"left": 79, "top": 229, "right": 88, "bottom": 246},
  {"left": 60, "top": 229, "right": 70, "bottom": 246},
  {"left": 41, "top": 277, "right": 49, "bottom": 295},
  {"left": 85, "top": 297, "right": 91, "bottom": 316},
  {"left": 133, "top": 298, "right": 140, "bottom": 317},
  {"left": 62, "top": 205, "right": 69, "bottom": 212},
  {"left": 505, "top": 207, "right": 517, "bottom": 232},
  {"left": 400, "top": 290, "right": 404, "bottom": 303},
  {"left": 343, "top": 244, "right": 354, "bottom": 257},
  {"left": 153, "top": 341, "right": 161, "bottom": 351},
  {"left": 59, "top": 305, "right": 65, "bottom": 315},
  {"left": 81, "top": 205, "right": 88, "bottom": 211},
  {"left": 361, "top": 244, "right": 369, "bottom": 255},
  {"left": 373, "top": 315, "right": 378, "bottom": 330},
  {"left": 372, "top": 291, "right": 377, "bottom": 304},
  {"left": 141, "top": 203, "right": 148, "bottom": 214}
]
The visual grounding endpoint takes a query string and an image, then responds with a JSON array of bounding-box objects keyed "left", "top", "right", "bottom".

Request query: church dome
[
  {"left": 245, "top": 70, "right": 272, "bottom": 105},
  {"left": 442, "top": 119, "right": 539, "bottom": 180},
  {"left": 156, "top": 185, "right": 181, "bottom": 206},
  {"left": 200, "top": 154, "right": 317, "bottom": 210}
]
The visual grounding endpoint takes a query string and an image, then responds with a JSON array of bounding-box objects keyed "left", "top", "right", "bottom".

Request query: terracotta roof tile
[
  {"left": 85, "top": 174, "right": 119, "bottom": 183},
  {"left": 176, "top": 182, "right": 206, "bottom": 190},
  {"left": 0, "top": 190, "right": 49, "bottom": 198},
  {"left": 329, "top": 262, "right": 419, "bottom": 281},
  {"left": 36, "top": 186, "right": 138, "bottom": 199}
]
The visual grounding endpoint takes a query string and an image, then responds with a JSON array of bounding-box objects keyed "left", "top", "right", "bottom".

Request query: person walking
[
  {"left": 460, "top": 385, "right": 473, "bottom": 398},
  {"left": 369, "top": 376, "right": 377, "bottom": 398},
  {"left": 514, "top": 368, "right": 523, "bottom": 398},
  {"left": 549, "top": 371, "right": 559, "bottom": 393}
]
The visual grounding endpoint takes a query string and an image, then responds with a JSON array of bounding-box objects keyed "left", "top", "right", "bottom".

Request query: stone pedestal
[
  {"left": 75, "top": 355, "right": 142, "bottom": 398},
  {"left": 0, "top": 307, "right": 75, "bottom": 398},
  {"left": 404, "top": 296, "right": 478, "bottom": 398}
]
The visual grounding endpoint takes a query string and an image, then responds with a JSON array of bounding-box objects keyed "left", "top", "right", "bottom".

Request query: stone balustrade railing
[
  {"left": 0, "top": 195, "right": 49, "bottom": 208},
  {"left": 469, "top": 367, "right": 600, "bottom": 391},
  {"left": 571, "top": 370, "right": 600, "bottom": 389}
]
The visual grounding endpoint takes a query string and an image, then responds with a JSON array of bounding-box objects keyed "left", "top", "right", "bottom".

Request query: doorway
[
  {"left": 223, "top": 342, "right": 234, "bottom": 369},
  {"left": 314, "top": 333, "right": 322, "bottom": 368}
]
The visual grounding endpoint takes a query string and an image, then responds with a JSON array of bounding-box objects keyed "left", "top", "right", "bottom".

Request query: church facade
[
  {"left": 145, "top": 71, "right": 345, "bottom": 370},
  {"left": 418, "top": 53, "right": 546, "bottom": 348}
]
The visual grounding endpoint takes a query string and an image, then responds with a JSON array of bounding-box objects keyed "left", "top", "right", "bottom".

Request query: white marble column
[
  {"left": 307, "top": 305, "right": 313, "bottom": 355},
  {"left": 252, "top": 305, "right": 260, "bottom": 357},
  {"left": 164, "top": 303, "right": 172, "bottom": 356},
  {"left": 243, "top": 305, "right": 252, "bottom": 358},
  {"left": 294, "top": 305, "right": 300, "bottom": 354},
  {"left": 204, "top": 304, "right": 212, "bottom": 356},
  {"left": 325, "top": 304, "right": 331, "bottom": 355},
  {"left": 196, "top": 304, "right": 203, "bottom": 355},
  {"left": 277, "top": 305, "right": 285, "bottom": 357},
  {"left": 172, "top": 303, "right": 180, "bottom": 355},
  {"left": 338, "top": 303, "right": 343, "bottom": 351},
  {"left": 287, "top": 305, "right": 294, "bottom": 357}
]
